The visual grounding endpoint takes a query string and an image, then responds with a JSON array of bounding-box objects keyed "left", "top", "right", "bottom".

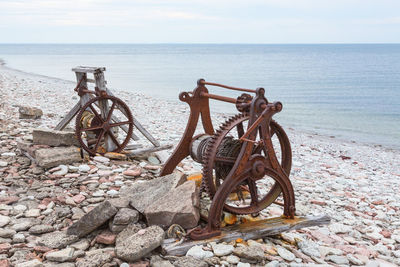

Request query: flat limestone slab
[
  {"left": 162, "top": 214, "right": 330, "bottom": 256},
  {"left": 33, "top": 128, "right": 79, "bottom": 147}
]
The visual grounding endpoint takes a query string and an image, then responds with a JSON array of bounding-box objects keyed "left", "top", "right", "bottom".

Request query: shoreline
[{"left": 0, "top": 61, "right": 398, "bottom": 153}]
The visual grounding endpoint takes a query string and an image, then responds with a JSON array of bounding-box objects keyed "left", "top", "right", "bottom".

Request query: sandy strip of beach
[{"left": 1, "top": 64, "right": 400, "bottom": 266}]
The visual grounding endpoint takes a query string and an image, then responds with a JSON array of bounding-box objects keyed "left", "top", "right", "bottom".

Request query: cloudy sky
[{"left": 0, "top": 0, "right": 399, "bottom": 43}]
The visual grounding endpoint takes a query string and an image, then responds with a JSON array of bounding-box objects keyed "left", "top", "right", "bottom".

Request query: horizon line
[{"left": 0, "top": 42, "right": 400, "bottom": 45}]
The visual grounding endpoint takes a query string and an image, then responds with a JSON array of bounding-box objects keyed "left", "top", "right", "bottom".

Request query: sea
[{"left": 0, "top": 44, "right": 399, "bottom": 149}]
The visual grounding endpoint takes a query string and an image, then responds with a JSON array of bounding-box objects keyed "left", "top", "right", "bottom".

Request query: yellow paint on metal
[
  {"left": 187, "top": 173, "right": 203, "bottom": 187},
  {"left": 223, "top": 213, "right": 237, "bottom": 225}
]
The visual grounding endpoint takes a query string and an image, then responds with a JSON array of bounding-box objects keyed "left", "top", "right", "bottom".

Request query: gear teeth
[{"left": 202, "top": 113, "right": 248, "bottom": 203}]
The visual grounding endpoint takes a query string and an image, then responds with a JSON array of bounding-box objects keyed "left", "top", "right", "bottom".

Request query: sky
[{"left": 0, "top": 0, "right": 399, "bottom": 43}]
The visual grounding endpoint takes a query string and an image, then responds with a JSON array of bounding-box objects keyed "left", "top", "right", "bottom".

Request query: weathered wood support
[{"left": 161, "top": 214, "right": 331, "bottom": 256}]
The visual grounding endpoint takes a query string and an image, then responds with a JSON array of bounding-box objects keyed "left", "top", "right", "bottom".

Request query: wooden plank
[
  {"left": 72, "top": 66, "right": 106, "bottom": 73},
  {"left": 76, "top": 73, "right": 91, "bottom": 107},
  {"left": 95, "top": 71, "right": 117, "bottom": 151},
  {"left": 105, "top": 88, "right": 160, "bottom": 147},
  {"left": 125, "top": 144, "right": 143, "bottom": 150},
  {"left": 126, "top": 144, "right": 172, "bottom": 156},
  {"left": 132, "top": 117, "right": 160, "bottom": 147},
  {"left": 55, "top": 102, "right": 81, "bottom": 131},
  {"left": 162, "top": 214, "right": 331, "bottom": 256}
]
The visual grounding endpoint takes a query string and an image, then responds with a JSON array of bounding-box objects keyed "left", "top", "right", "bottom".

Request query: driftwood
[{"left": 162, "top": 214, "right": 330, "bottom": 256}]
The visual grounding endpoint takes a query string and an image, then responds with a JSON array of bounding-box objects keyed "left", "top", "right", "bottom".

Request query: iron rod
[
  {"left": 200, "top": 81, "right": 256, "bottom": 93},
  {"left": 200, "top": 92, "right": 237, "bottom": 104}
]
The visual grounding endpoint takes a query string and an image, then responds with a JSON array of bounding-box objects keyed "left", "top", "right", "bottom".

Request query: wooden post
[{"left": 94, "top": 71, "right": 116, "bottom": 151}]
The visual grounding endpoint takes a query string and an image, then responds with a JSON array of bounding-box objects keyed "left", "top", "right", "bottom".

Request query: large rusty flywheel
[{"left": 191, "top": 114, "right": 292, "bottom": 215}]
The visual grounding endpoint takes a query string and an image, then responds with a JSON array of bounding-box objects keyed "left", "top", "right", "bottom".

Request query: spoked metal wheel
[
  {"left": 202, "top": 113, "right": 292, "bottom": 214},
  {"left": 75, "top": 95, "right": 133, "bottom": 156}
]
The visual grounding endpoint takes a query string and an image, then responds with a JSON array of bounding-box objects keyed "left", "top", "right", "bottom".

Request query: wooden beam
[
  {"left": 55, "top": 102, "right": 81, "bottom": 131},
  {"left": 72, "top": 66, "right": 106, "bottom": 73},
  {"left": 95, "top": 71, "right": 116, "bottom": 151},
  {"left": 126, "top": 144, "right": 172, "bottom": 157},
  {"left": 161, "top": 214, "right": 331, "bottom": 256},
  {"left": 105, "top": 88, "right": 160, "bottom": 147}
]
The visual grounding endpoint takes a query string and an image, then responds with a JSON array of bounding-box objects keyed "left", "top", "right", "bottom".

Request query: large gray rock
[
  {"left": 38, "top": 231, "right": 79, "bottom": 249},
  {"left": 35, "top": 146, "right": 81, "bottom": 168},
  {"left": 33, "top": 128, "right": 79, "bottom": 147},
  {"left": 121, "top": 172, "right": 186, "bottom": 213},
  {"left": 67, "top": 200, "right": 118, "bottom": 237},
  {"left": 75, "top": 249, "right": 113, "bottom": 267},
  {"left": 19, "top": 106, "right": 43, "bottom": 119},
  {"left": 115, "top": 225, "right": 164, "bottom": 262},
  {"left": 109, "top": 208, "right": 140, "bottom": 233},
  {"left": 145, "top": 180, "right": 199, "bottom": 229}
]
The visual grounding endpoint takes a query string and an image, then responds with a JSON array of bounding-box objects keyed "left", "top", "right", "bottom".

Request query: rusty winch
[{"left": 161, "top": 79, "right": 295, "bottom": 240}]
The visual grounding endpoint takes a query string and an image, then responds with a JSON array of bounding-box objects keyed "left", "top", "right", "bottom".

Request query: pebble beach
[{"left": 0, "top": 64, "right": 400, "bottom": 266}]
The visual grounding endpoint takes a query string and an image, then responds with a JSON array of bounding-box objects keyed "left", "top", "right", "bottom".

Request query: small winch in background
[{"left": 55, "top": 66, "right": 171, "bottom": 156}]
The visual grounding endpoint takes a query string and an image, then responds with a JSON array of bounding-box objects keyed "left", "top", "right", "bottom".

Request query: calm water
[{"left": 0, "top": 44, "right": 399, "bottom": 148}]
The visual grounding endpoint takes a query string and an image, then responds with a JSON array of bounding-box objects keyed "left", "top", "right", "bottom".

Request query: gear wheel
[
  {"left": 202, "top": 113, "right": 292, "bottom": 215},
  {"left": 75, "top": 95, "right": 134, "bottom": 156}
]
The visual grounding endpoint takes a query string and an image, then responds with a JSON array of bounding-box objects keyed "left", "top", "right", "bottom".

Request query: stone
[
  {"left": 25, "top": 209, "right": 40, "bottom": 217},
  {"left": 329, "top": 223, "right": 352, "bottom": 234},
  {"left": 75, "top": 249, "right": 113, "bottom": 267},
  {"left": 12, "top": 220, "right": 35, "bottom": 232},
  {"left": 226, "top": 255, "right": 240, "bottom": 264},
  {"left": 45, "top": 247, "right": 75, "bottom": 262},
  {"left": 145, "top": 180, "right": 199, "bottom": 229},
  {"left": 33, "top": 128, "right": 79, "bottom": 147},
  {"left": 19, "top": 106, "right": 43, "bottom": 119},
  {"left": 277, "top": 246, "right": 295, "bottom": 261},
  {"left": 122, "top": 168, "right": 142, "bottom": 177},
  {"left": 297, "top": 239, "right": 320, "bottom": 258},
  {"left": 115, "top": 225, "right": 164, "bottom": 262},
  {"left": 29, "top": 225, "right": 54, "bottom": 235},
  {"left": 172, "top": 256, "right": 208, "bottom": 267},
  {"left": 38, "top": 231, "right": 79, "bottom": 249},
  {"left": 212, "top": 243, "right": 234, "bottom": 257},
  {"left": 233, "top": 246, "right": 266, "bottom": 261},
  {"left": 148, "top": 156, "right": 160, "bottom": 165},
  {"left": 96, "top": 231, "right": 116, "bottom": 244},
  {"left": 35, "top": 146, "right": 81, "bottom": 169},
  {"left": 150, "top": 255, "right": 173, "bottom": 267},
  {"left": 112, "top": 208, "right": 139, "bottom": 225},
  {"left": 186, "top": 245, "right": 214, "bottom": 260},
  {"left": 0, "top": 229, "right": 16, "bottom": 238},
  {"left": 326, "top": 255, "right": 350, "bottom": 265},
  {"left": 347, "top": 254, "right": 364, "bottom": 265},
  {"left": 93, "top": 156, "right": 110, "bottom": 163},
  {"left": 265, "top": 260, "right": 280, "bottom": 267},
  {"left": 53, "top": 165, "right": 68, "bottom": 176},
  {"left": 104, "top": 152, "right": 127, "bottom": 160},
  {"left": 72, "top": 194, "right": 85, "bottom": 204},
  {"left": 1, "top": 152, "right": 16, "bottom": 157},
  {"left": 121, "top": 172, "right": 186, "bottom": 213},
  {"left": 78, "top": 164, "right": 91, "bottom": 172},
  {"left": 237, "top": 263, "right": 251, "bottom": 267},
  {"left": 67, "top": 200, "right": 118, "bottom": 237},
  {"left": 0, "top": 215, "right": 10, "bottom": 227},
  {"left": 13, "top": 233, "right": 25, "bottom": 243},
  {"left": 0, "top": 161, "right": 7, "bottom": 167},
  {"left": 70, "top": 239, "right": 90, "bottom": 251},
  {"left": 15, "top": 259, "right": 44, "bottom": 267}
]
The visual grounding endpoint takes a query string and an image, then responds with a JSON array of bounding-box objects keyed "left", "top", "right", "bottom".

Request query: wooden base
[{"left": 161, "top": 214, "right": 330, "bottom": 256}]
